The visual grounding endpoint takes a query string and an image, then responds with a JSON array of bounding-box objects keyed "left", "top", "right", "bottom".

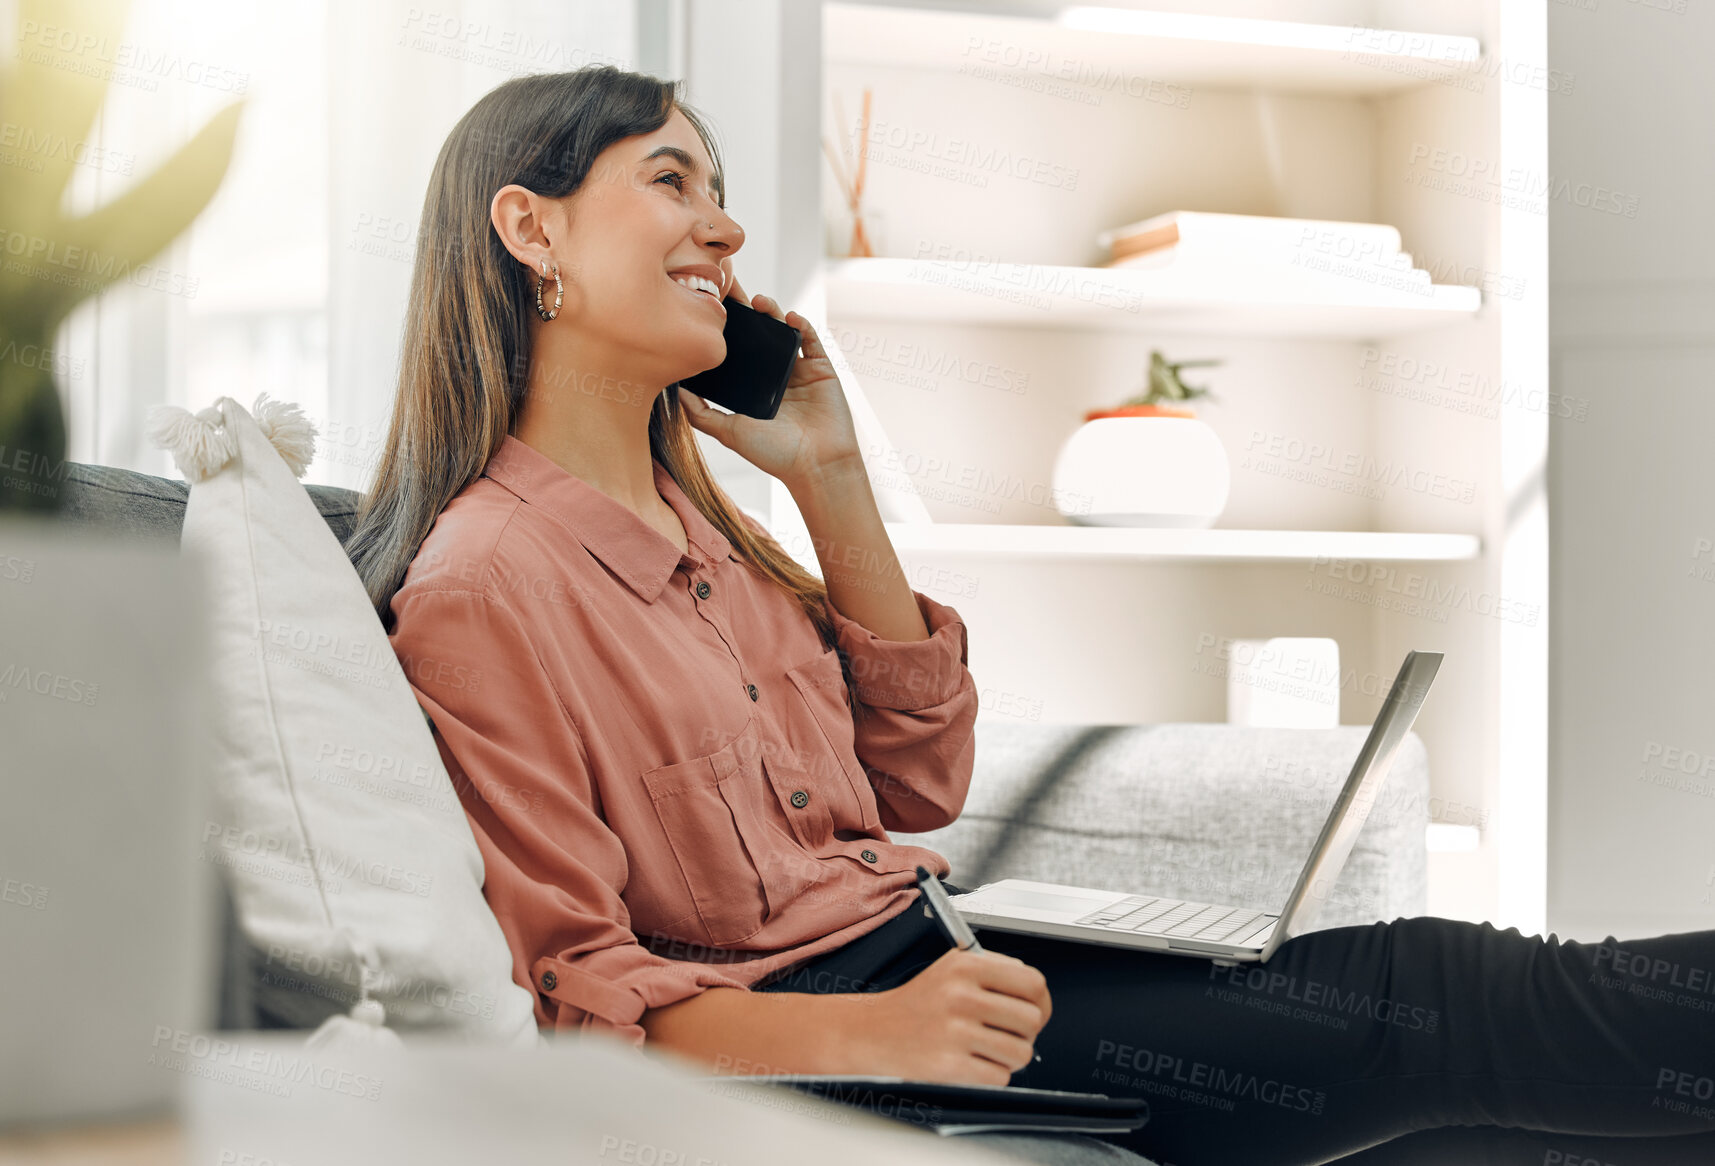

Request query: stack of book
[{"left": 1096, "top": 210, "right": 1434, "bottom": 298}]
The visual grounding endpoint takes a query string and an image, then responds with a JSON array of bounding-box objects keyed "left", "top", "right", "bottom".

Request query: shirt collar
[{"left": 480, "top": 434, "right": 733, "bottom": 603}]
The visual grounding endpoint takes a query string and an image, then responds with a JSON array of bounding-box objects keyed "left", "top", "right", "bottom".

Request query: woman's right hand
[{"left": 857, "top": 947, "right": 1053, "bottom": 1085}]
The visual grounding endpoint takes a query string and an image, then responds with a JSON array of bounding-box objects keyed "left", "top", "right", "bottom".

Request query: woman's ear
[{"left": 490, "top": 183, "right": 552, "bottom": 271}]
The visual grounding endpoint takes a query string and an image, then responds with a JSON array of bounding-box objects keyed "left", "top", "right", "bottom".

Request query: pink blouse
[{"left": 386, "top": 435, "right": 978, "bottom": 1045}]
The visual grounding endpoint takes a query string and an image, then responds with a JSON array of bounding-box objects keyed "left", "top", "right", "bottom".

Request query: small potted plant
[{"left": 1051, "top": 350, "right": 1231, "bottom": 528}]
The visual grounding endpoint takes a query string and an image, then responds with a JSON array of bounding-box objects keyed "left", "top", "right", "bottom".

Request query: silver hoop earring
[{"left": 535, "top": 258, "right": 563, "bottom": 322}]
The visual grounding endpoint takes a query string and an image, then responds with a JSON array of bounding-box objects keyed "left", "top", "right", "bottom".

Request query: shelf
[
  {"left": 824, "top": 258, "right": 1483, "bottom": 339},
  {"left": 881, "top": 524, "right": 1482, "bottom": 564},
  {"left": 826, "top": 3, "right": 1481, "bottom": 96}
]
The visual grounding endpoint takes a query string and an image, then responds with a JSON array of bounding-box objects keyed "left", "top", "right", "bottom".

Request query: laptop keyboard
[{"left": 1072, "top": 895, "right": 1276, "bottom": 944}]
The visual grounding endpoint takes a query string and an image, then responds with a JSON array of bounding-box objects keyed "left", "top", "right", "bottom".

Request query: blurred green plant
[
  {"left": 1119, "top": 350, "right": 1222, "bottom": 408},
  {"left": 0, "top": 0, "right": 242, "bottom": 513}
]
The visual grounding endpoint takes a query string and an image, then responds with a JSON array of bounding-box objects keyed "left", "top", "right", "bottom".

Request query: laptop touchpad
[{"left": 979, "top": 888, "right": 1120, "bottom": 914}]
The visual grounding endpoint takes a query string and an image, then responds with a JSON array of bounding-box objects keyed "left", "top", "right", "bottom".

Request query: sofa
[{"left": 48, "top": 457, "right": 1431, "bottom": 1163}]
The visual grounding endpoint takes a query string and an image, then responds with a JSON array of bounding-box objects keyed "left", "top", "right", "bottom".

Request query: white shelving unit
[
  {"left": 825, "top": 256, "right": 1483, "bottom": 338},
  {"left": 686, "top": 1, "right": 1547, "bottom": 930},
  {"left": 882, "top": 524, "right": 1481, "bottom": 564},
  {"left": 827, "top": 4, "right": 1480, "bottom": 93}
]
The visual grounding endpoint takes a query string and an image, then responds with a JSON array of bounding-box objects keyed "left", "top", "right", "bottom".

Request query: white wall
[{"left": 1548, "top": 0, "right": 1715, "bottom": 940}]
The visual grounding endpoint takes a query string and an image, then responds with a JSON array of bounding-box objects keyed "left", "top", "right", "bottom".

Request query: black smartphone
[{"left": 679, "top": 295, "right": 801, "bottom": 420}]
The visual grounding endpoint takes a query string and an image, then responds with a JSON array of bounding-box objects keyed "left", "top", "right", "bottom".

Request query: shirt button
[
  {"left": 791, "top": 790, "right": 809, "bottom": 809},
  {"left": 695, "top": 581, "right": 711, "bottom": 599},
  {"left": 747, "top": 684, "right": 758, "bottom": 701},
  {"left": 861, "top": 849, "right": 878, "bottom": 863},
  {"left": 540, "top": 971, "right": 557, "bottom": 991}
]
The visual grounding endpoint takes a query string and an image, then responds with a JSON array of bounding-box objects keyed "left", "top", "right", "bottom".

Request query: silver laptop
[{"left": 948, "top": 650, "right": 1442, "bottom": 966}]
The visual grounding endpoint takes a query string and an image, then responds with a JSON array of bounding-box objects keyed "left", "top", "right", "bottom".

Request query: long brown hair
[{"left": 345, "top": 66, "right": 852, "bottom": 704}]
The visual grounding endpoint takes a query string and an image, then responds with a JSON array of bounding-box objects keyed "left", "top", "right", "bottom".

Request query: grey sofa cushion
[
  {"left": 896, "top": 721, "right": 1430, "bottom": 931},
  {"left": 55, "top": 461, "right": 360, "bottom": 545}
]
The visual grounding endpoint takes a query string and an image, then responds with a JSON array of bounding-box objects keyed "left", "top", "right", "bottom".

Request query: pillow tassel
[
  {"left": 144, "top": 403, "right": 237, "bottom": 483},
  {"left": 303, "top": 932, "right": 404, "bottom": 1052},
  {"left": 302, "top": 1000, "right": 404, "bottom": 1053},
  {"left": 251, "top": 391, "right": 318, "bottom": 479}
]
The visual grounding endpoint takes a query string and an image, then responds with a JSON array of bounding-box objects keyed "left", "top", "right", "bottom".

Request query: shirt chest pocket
[
  {"left": 784, "top": 648, "right": 881, "bottom": 833},
  {"left": 641, "top": 724, "right": 795, "bottom": 947}
]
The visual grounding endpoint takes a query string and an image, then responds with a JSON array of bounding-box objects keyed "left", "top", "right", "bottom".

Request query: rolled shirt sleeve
[
  {"left": 388, "top": 585, "right": 750, "bottom": 1045},
  {"left": 823, "top": 588, "right": 979, "bottom": 834}
]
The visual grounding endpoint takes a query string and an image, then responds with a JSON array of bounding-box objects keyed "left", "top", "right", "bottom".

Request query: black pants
[{"left": 756, "top": 885, "right": 1715, "bottom": 1166}]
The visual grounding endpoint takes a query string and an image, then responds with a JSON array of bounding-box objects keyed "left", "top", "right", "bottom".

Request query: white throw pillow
[{"left": 147, "top": 392, "right": 540, "bottom": 1047}]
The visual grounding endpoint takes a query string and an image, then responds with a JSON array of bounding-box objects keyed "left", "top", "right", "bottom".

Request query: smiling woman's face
[{"left": 534, "top": 107, "right": 745, "bottom": 390}]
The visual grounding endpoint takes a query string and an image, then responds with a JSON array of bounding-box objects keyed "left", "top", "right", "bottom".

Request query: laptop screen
[{"left": 1264, "top": 650, "right": 1442, "bottom": 957}]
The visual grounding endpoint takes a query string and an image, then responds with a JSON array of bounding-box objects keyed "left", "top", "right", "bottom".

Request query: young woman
[{"left": 346, "top": 65, "right": 1715, "bottom": 1166}]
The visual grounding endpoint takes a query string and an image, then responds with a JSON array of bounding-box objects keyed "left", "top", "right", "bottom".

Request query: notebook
[{"left": 697, "top": 1074, "right": 1148, "bottom": 1137}]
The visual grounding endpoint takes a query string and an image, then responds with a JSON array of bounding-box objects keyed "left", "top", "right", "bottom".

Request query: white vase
[{"left": 1051, "top": 415, "right": 1231, "bottom": 528}]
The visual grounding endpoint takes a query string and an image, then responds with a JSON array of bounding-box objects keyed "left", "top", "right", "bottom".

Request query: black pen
[
  {"left": 915, "top": 865, "right": 984, "bottom": 951},
  {"left": 915, "top": 866, "right": 1041, "bottom": 1064}
]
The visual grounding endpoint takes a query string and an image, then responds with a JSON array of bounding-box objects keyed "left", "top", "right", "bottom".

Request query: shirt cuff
[
  {"left": 824, "top": 589, "right": 970, "bottom": 712},
  {"left": 532, "top": 950, "right": 751, "bottom": 1047}
]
